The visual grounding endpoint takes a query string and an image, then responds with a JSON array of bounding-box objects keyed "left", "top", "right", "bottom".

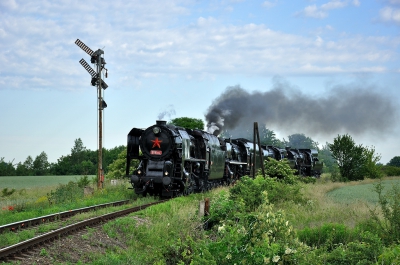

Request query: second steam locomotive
[{"left": 126, "top": 120, "right": 323, "bottom": 197}]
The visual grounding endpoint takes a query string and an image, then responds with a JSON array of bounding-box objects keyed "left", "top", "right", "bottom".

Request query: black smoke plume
[{"left": 205, "top": 80, "right": 397, "bottom": 138}]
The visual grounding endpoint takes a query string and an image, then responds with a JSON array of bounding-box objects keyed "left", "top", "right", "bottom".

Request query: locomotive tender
[{"left": 126, "top": 120, "right": 323, "bottom": 197}]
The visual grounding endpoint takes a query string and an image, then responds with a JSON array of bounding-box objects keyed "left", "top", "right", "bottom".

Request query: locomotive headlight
[
  {"left": 164, "top": 171, "right": 169, "bottom": 176},
  {"left": 153, "top": 126, "right": 161, "bottom": 134},
  {"left": 137, "top": 170, "right": 142, "bottom": 175}
]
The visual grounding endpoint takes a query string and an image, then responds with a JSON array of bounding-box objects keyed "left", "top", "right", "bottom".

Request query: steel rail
[
  {"left": 0, "top": 199, "right": 168, "bottom": 261},
  {"left": 0, "top": 200, "right": 130, "bottom": 234}
]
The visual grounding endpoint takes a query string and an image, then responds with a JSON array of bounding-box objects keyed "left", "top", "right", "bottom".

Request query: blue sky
[{"left": 1, "top": 0, "right": 399, "bottom": 165}]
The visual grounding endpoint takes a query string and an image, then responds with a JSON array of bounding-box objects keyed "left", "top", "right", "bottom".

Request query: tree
[
  {"left": 21, "top": 156, "right": 34, "bottom": 176},
  {"left": 169, "top": 117, "right": 205, "bottom": 130},
  {"left": 0, "top": 158, "right": 16, "bottom": 176},
  {"left": 220, "top": 126, "right": 284, "bottom": 147},
  {"left": 70, "top": 138, "right": 87, "bottom": 173},
  {"left": 328, "top": 134, "right": 381, "bottom": 181},
  {"left": 259, "top": 127, "right": 284, "bottom": 147},
  {"left": 387, "top": 156, "right": 400, "bottom": 167},
  {"left": 33, "top": 151, "right": 50, "bottom": 176},
  {"left": 318, "top": 143, "right": 336, "bottom": 173},
  {"left": 106, "top": 148, "right": 138, "bottom": 179},
  {"left": 284, "top": 133, "right": 319, "bottom": 149}
]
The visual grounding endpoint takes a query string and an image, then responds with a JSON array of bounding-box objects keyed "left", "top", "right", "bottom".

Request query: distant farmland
[
  {"left": 0, "top": 175, "right": 96, "bottom": 190},
  {"left": 327, "top": 178, "right": 400, "bottom": 204}
]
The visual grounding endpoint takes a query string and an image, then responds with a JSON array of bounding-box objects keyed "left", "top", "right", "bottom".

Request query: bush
[
  {"left": 297, "top": 223, "right": 356, "bottom": 249},
  {"left": 47, "top": 181, "right": 84, "bottom": 204},
  {"left": 380, "top": 165, "right": 400, "bottom": 177},
  {"left": 369, "top": 182, "right": 400, "bottom": 245},
  {"left": 323, "top": 231, "right": 383, "bottom": 265},
  {"left": 260, "top": 158, "right": 297, "bottom": 180},
  {"left": 207, "top": 192, "right": 301, "bottom": 265},
  {"left": 76, "top": 175, "right": 90, "bottom": 188},
  {"left": 1, "top": 188, "right": 16, "bottom": 197},
  {"left": 378, "top": 244, "right": 400, "bottom": 264}
]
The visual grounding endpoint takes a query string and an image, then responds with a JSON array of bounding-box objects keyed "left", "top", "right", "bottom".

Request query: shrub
[
  {"left": 297, "top": 223, "right": 355, "bottom": 250},
  {"left": 378, "top": 244, "right": 400, "bottom": 264},
  {"left": 369, "top": 182, "right": 400, "bottom": 245},
  {"left": 380, "top": 165, "right": 400, "bottom": 177},
  {"left": 323, "top": 231, "right": 383, "bottom": 265},
  {"left": 162, "top": 235, "right": 217, "bottom": 265},
  {"left": 1, "top": 188, "right": 16, "bottom": 197},
  {"left": 207, "top": 192, "right": 301, "bottom": 265},
  {"left": 47, "top": 181, "right": 83, "bottom": 204},
  {"left": 76, "top": 175, "right": 90, "bottom": 188},
  {"left": 260, "top": 157, "right": 297, "bottom": 180}
]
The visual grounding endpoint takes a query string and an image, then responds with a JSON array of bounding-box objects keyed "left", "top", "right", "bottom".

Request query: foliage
[
  {"left": 169, "top": 117, "right": 205, "bottom": 130},
  {"left": 380, "top": 165, "right": 400, "bottom": 177},
  {"left": 329, "top": 134, "right": 381, "bottom": 181},
  {"left": 261, "top": 157, "right": 297, "bottom": 181},
  {"left": 378, "top": 244, "right": 400, "bottom": 264},
  {"left": 207, "top": 192, "right": 301, "bottom": 265},
  {"left": 368, "top": 181, "right": 400, "bottom": 245},
  {"left": 1, "top": 188, "right": 16, "bottom": 197},
  {"left": 106, "top": 148, "right": 138, "bottom": 179},
  {"left": 321, "top": 231, "right": 383, "bottom": 265},
  {"left": 229, "top": 175, "right": 304, "bottom": 213},
  {"left": 47, "top": 181, "right": 84, "bottom": 204},
  {"left": 297, "top": 223, "right": 356, "bottom": 249},
  {"left": 76, "top": 175, "right": 91, "bottom": 188},
  {"left": 284, "top": 133, "right": 319, "bottom": 149},
  {"left": 318, "top": 143, "right": 336, "bottom": 173},
  {"left": 33, "top": 151, "right": 50, "bottom": 176},
  {"left": 220, "top": 126, "right": 284, "bottom": 147},
  {"left": 0, "top": 157, "right": 16, "bottom": 176},
  {"left": 387, "top": 156, "right": 400, "bottom": 167},
  {"left": 162, "top": 235, "right": 217, "bottom": 265}
]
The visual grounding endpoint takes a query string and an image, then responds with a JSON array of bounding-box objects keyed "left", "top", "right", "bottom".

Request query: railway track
[
  {"left": 0, "top": 200, "right": 130, "bottom": 234},
  {"left": 0, "top": 199, "right": 168, "bottom": 262}
]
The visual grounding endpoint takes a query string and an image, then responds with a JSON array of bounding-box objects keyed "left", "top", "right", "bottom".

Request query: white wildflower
[{"left": 272, "top": 255, "right": 280, "bottom": 263}]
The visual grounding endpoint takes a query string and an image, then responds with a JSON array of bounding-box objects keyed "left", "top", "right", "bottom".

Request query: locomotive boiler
[{"left": 126, "top": 120, "right": 323, "bottom": 197}]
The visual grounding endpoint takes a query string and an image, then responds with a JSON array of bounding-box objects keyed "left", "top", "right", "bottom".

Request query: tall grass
[{"left": 0, "top": 178, "right": 139, "bottom": 225}]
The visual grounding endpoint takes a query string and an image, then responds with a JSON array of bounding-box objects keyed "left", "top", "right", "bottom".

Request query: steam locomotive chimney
[{"left": 156, "top": 120, "right": 167, "bottom": 126}]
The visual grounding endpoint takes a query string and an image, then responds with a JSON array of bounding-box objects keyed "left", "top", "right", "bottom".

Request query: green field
[
  {"left": 327, "top": 178, "right": 400, "bottom": 204},
  {"left": 0, "top": 175, "right": 96, "bottom": 190}
]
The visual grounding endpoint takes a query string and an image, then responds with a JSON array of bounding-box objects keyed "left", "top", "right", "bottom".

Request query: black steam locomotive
[{"left": 126, "top": 120, "right": 323, "bottom": 197}]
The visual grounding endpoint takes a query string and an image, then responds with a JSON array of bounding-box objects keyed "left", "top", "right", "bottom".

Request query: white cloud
[
  {"left": 262, "top": 1, "right": 277, "bottom": 8},
  {"left": 0, "top": 0, "right": 398, "bottom": 91},
  {"left": 380, "top": 6, "right": 400, "bottom": 22},
  {"left": 298, "top": 0, "right": 349, "bottom": 19},
  {"left": 353, "top": 0, "right": 360, "bottom": 7},
  {"left": 0, "top": 0, "right": 18, "bottom": 9}
]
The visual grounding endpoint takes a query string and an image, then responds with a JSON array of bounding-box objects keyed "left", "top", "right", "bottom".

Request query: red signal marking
[{"left": 151, "top": 137, "right": 162, "bottom": 148}]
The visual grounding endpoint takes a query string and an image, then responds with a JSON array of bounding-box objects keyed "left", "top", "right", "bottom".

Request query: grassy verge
[
  {"left": 2, "top": 173, "right": 400, "bottom": 264},
  {"left": 0, "top": 178, "right": 138, "bottom": 225}
]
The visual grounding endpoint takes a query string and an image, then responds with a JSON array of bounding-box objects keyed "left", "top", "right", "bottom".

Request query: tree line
[
  {"left": 0, "top": 138, "right": 125, "bottom": 176},
  {"left": 2, "top": 117, "right": 400, "bottom": 181}
]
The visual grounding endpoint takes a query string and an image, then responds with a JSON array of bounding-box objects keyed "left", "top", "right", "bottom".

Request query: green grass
[
  {"left": 326, "top": 179, "right": 400, "bottom": 204},
  {"left": 0, "top": 176, "right": 139, "bottom": 225},
  {"left": 0, "top": 175, "right": 95, "bottom": 190}
]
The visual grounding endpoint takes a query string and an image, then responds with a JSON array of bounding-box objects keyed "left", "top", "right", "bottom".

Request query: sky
[{"left": 1, "top": 0, "right": 399, "bottom": 166}]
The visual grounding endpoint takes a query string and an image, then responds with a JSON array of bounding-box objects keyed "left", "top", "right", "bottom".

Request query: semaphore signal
[{"left": 75, "top": 39, "right": 108, "bottom": 189}]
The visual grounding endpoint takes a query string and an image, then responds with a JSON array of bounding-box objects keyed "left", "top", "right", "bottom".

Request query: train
[{"left": 126, "top": 120, "right": 323, "bottom": 197}]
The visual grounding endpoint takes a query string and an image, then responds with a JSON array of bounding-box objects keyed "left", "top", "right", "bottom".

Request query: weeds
[
  {"left": 1, "top": 188, "right": 16, "bottom": 197},
  {"left": 369, "top": 181, "right": 400, "bottom": 245}
]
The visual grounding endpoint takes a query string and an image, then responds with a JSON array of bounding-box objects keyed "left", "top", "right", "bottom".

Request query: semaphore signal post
[{"left": 75, "top": 39, "right": 108, "bottom": 189}]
